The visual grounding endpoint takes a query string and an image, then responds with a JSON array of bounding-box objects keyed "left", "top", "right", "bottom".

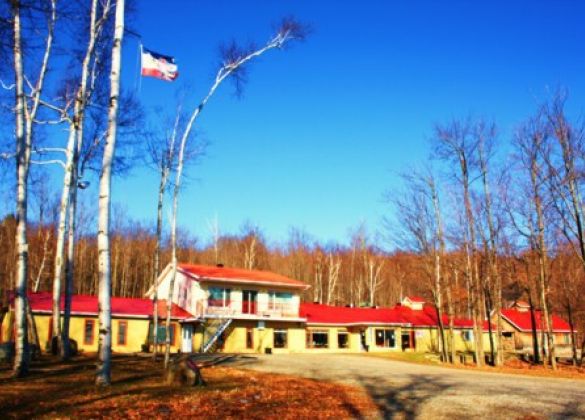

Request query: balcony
[{"left": 202, "top": 299, "right": 299, "bottom": 320}]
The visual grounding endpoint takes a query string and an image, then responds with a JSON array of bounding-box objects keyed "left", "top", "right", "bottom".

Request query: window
[
  {"left": 268, "top": 291, "right": 293, "bottom": 310},
  {"left": 117, "top": 321, "right": 128, "bottom": 346},
  {"left": 374, "top": 329, "right": 395, "bottom": 348},
  {"left": 306, "top": 330, "right": 329, "bottom": 348},
  {"left": 84, "top": 319, "right": 95, "bottom": 345},
  {"left": 208, "top": 287, "right": 231, "bottom": 307},
  {"left": 462, "top": 330, "right": 473, "bottom": 342},
  {"left": 564, "top": 334, "right": 571, "bottom": 345},
  {"left": 246, "top": 328, "right": 254, "bottom": 349},
  {"left": 149, "top": 323, "right": 176, "bottom": 346},
  {"left": 274, "top": 329, "right": 288, "bottom": 348},
  {"left": 337, "top": 331, "right": 349, "bottom": 349}
]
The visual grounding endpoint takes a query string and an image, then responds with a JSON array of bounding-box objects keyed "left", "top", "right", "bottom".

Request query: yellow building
[
  {"left": 1, "top": 292, "right": 192, "bottom": 354},
  {"left": 150, "top": 263, "right": 493, "bottom": 356}
]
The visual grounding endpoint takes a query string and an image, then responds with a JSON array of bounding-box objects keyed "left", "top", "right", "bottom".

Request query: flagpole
[{"left": 137, "top": 43, "right": 143, "bottom": 94}]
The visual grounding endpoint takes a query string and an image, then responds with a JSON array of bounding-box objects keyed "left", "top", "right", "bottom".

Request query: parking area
[{"left": 233, "top": 353, "right": 585, "bottom": 419}]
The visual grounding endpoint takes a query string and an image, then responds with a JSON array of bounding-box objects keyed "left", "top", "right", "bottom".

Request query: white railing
[{"left": 203, "top": 301, "right": 299, "bottom": 318}]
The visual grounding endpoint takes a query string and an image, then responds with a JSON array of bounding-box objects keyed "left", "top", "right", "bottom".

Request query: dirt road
[{"left": 235, "top": 354, "right": 585, "bottom": 419}]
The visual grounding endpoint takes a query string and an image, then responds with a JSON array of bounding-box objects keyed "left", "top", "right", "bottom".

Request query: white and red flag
[{"left": 141, "top": 47, "right": 178, "bottom": 81}]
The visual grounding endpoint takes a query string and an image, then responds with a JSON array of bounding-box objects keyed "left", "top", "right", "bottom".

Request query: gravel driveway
[{"left": 232, "top": 354, "right": 585, "bottom": 419}]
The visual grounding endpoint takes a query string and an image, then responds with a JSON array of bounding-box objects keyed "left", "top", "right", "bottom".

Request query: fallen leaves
[{"left": 0, "top": 354, "right": 378, "bottom": 419}]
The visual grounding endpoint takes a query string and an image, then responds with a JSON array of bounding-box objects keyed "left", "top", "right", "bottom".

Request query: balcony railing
[{"left": 201, "top": 299, "right": 299, "bottom": 319}]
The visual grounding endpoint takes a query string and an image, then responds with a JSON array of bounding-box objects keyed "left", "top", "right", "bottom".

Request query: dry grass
[
  {"left": 0, "top": 354, "right": 378, "bottom": 419},
  {"left": 366, "top": 351, "right": 585, "bottom": 380}
]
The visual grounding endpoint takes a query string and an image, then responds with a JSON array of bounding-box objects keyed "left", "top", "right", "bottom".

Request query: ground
[
  {"left": 236, "top": 353, "right": 585, "bottom": 419},
  {"left": 0, "top": 354, "right": 376, "bottom": 419},
  {"left": 3, "top": 353, "right": 585, "bottom": 419}
]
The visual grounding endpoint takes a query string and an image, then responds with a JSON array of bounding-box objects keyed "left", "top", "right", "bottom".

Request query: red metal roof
[
  {"left": 20, "top": 292, "right": 193, "bottom": 320},
  {"left": 501, "top": 308, "right": 571, "bottom": 333},
  {"left": 178, "top": 264, "right": 308, "bottom": 289},
  {"left": 300, "top": 302, "right": 488, "bottom": 329}
]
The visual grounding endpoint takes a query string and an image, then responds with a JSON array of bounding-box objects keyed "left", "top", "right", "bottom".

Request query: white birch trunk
[{"left": 96, "top": 0, "right": 124, "bottom": 387}]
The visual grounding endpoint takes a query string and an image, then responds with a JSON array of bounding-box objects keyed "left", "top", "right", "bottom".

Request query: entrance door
[
  {"left": 181, "top": 324, "right": 193, "bottom": 353},
  {"left": 242, "top": 290, "right": 258, "bottom": 314}
]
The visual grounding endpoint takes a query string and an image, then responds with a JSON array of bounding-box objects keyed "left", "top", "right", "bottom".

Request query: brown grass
[
  {"left": 0, "top": 354, "right": 378, "bottom": 419},
  {"left": 366, "top": 351, "right": 585, "bottom": 380}
]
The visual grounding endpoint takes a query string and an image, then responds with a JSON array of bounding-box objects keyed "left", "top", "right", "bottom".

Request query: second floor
[{"left": 149, "top": 263, "right": 308, "bottom": 321}]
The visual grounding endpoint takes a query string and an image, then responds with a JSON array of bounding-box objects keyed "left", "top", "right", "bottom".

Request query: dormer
[
  {"left": 401, "top": 296, "right": 425, "bottom": 311},
  {"left": 511, "top": 300, "right": 531, "bottom": 313}
]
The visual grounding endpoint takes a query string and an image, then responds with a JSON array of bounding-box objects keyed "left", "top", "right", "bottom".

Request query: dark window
[
  {"left": 462, "top": 330, "right": 473, "bottom": 342},
  {"left": 274, "top": 329, "right": 288, "bottom": 348},
  {"left": 375, "top": 329, "right": 395, "bottom": 348},
  {"left": 84, "top": 319, "right": 95, "bottom": 345},
  {"left": 337, "top": 331, "right": 349, "bottom": 349},
  {"left": 306, "top": 330, "right": 329, "bottom": 348},
  {"left": 150, "top": 323, "right": 175, "bottom": 345},
  {"left": 246, "top": 327, "right": 254, "bottom": 349},
  {"left": 117, "top": 321, "right": 128, "bottom": 345}
]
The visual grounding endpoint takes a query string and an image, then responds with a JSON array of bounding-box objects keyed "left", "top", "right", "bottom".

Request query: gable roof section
[
  {"left": 20, "top": 292, "right": 193, "bottom": 320},
  {"left": 178, "top": 263, "right": 309, "bottom": 289},
  {"left": 501, "top": 308, "right": 571, "bottom": 333}
]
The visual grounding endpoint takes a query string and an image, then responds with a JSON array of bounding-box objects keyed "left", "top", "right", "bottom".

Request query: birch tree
[
  {"left": 96, "top": 0, "right": 124, "bottom": 387},
  {"left": 10, "top": 0, "right": 56, "bottom": 377},
  {"left": 51, "top": 0, "right": 112, "bottom": 360},
  {"left": 164, "top": 18, "right": 308, "bottom": 367}
]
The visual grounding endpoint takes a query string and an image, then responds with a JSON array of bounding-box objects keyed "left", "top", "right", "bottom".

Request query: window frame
[
  {"left": 117, "top": 320, "right": 128, "bottom": 346},
  {"left": 267, "top": 291, "right": 293, "bottom": 311},
  {"left": 374, "top": 328, "right": 396, "bottom": 348},
  {"left": 246, "top": 327, "right": 254, "bottom": 349},
  {"left": 84, "top": 319, "right": 95, "bottom": 345},
  {"left": 337, "top": 330, "right": 349, "bottom": 349},
  {"left": 274, "top": 329, "right": 288, "bottom": 349},
  {"left": 208, "top": 287, "right": 231, "bottom": 308},
  {"left": 306, "top": 329, "right": 329, "bottom": 349}
]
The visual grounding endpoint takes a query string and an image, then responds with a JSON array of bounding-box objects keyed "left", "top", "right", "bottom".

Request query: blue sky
[{"left": 111, "top": 0, "right": 585, "bottom": 247}]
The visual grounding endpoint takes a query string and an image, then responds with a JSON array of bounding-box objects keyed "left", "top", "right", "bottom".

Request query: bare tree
[
  {"left": 433, "top": 119, "right": 484, "bottom": 366},
  {"left": 163, "top": 17, "right": 309, "bottom": 367},
  {"left": 512, "top": 114, "right": 557, "bottom": 369},
  {"left": 96, "top": 0, "right": 124, "bottom": 387},
  {"left": 10, "top": 0, "right": 56, "bottom": 377}
]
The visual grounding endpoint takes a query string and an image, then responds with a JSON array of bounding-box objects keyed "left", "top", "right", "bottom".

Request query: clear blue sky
[{"left": 113, "top": 0, "right": 585, "bottom": 247}]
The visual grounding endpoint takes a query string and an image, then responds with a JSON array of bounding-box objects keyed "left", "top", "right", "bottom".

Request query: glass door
[{"left": 242, "top": 290, "right": 258, "bottom": 314}]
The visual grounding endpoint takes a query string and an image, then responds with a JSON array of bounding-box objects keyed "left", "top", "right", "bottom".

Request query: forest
[{"left": 1, "top": 0, "right": 584, "bottom": 385}]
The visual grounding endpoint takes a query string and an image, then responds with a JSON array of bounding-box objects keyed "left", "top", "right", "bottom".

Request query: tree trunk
[
  {"left": 528, "top": 292, "right": 540, "bottom": 364},
  {"left": 12, "top": 0, "right": 29, "bottom": 378},
  {"left": 96, "top": 0, "right": 124, "bottom": 387}
]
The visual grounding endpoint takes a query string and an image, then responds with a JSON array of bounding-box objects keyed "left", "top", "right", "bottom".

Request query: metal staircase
[{"left": 201, "top": 318, "right": 233, "bottom": 353}]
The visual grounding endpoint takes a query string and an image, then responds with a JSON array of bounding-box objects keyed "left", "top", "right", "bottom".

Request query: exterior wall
[
  {"left": 197, "top": 320, "right": 306, "bottom": 354},
  {"left": 3, "top": 311, "right": 182, "bottom": 354},
  {"left": 304, "top": 326, "right": 362, "bottom": 353},
  {"left": 155, "top": 270, "right": 303, "bottom": 320}
]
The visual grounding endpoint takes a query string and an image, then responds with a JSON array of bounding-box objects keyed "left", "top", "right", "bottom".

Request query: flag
[{"left": 141, "top": 47, "right": 178, "bottom": 81}]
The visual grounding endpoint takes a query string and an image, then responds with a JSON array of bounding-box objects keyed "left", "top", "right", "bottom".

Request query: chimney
[{"left": 216, "top": 263, "right": 224, "bottom": 268}]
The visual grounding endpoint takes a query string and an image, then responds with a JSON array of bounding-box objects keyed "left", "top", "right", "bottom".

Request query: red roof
[
  {"left": 18, "top": 292, "right": 193, "bottom": 320},
  {"left": 300, "top": 302, "right": 489, "bottom": 329},
  {"left": 178, "top": 264, "right": 308, "bottom": 289},
  {"left": 501, "top": 308, "right": 571, "bottom": 333}
]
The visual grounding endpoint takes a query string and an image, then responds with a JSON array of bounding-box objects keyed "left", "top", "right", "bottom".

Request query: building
[
  {"left": 1, "top": 292, "right": 192, "bottom": 354},
  {"left": 499, "top": 301, "right": 574, "bottom": 357},
  {"left": 151, "top": 263, "right": 492, "bottom": 355}
]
